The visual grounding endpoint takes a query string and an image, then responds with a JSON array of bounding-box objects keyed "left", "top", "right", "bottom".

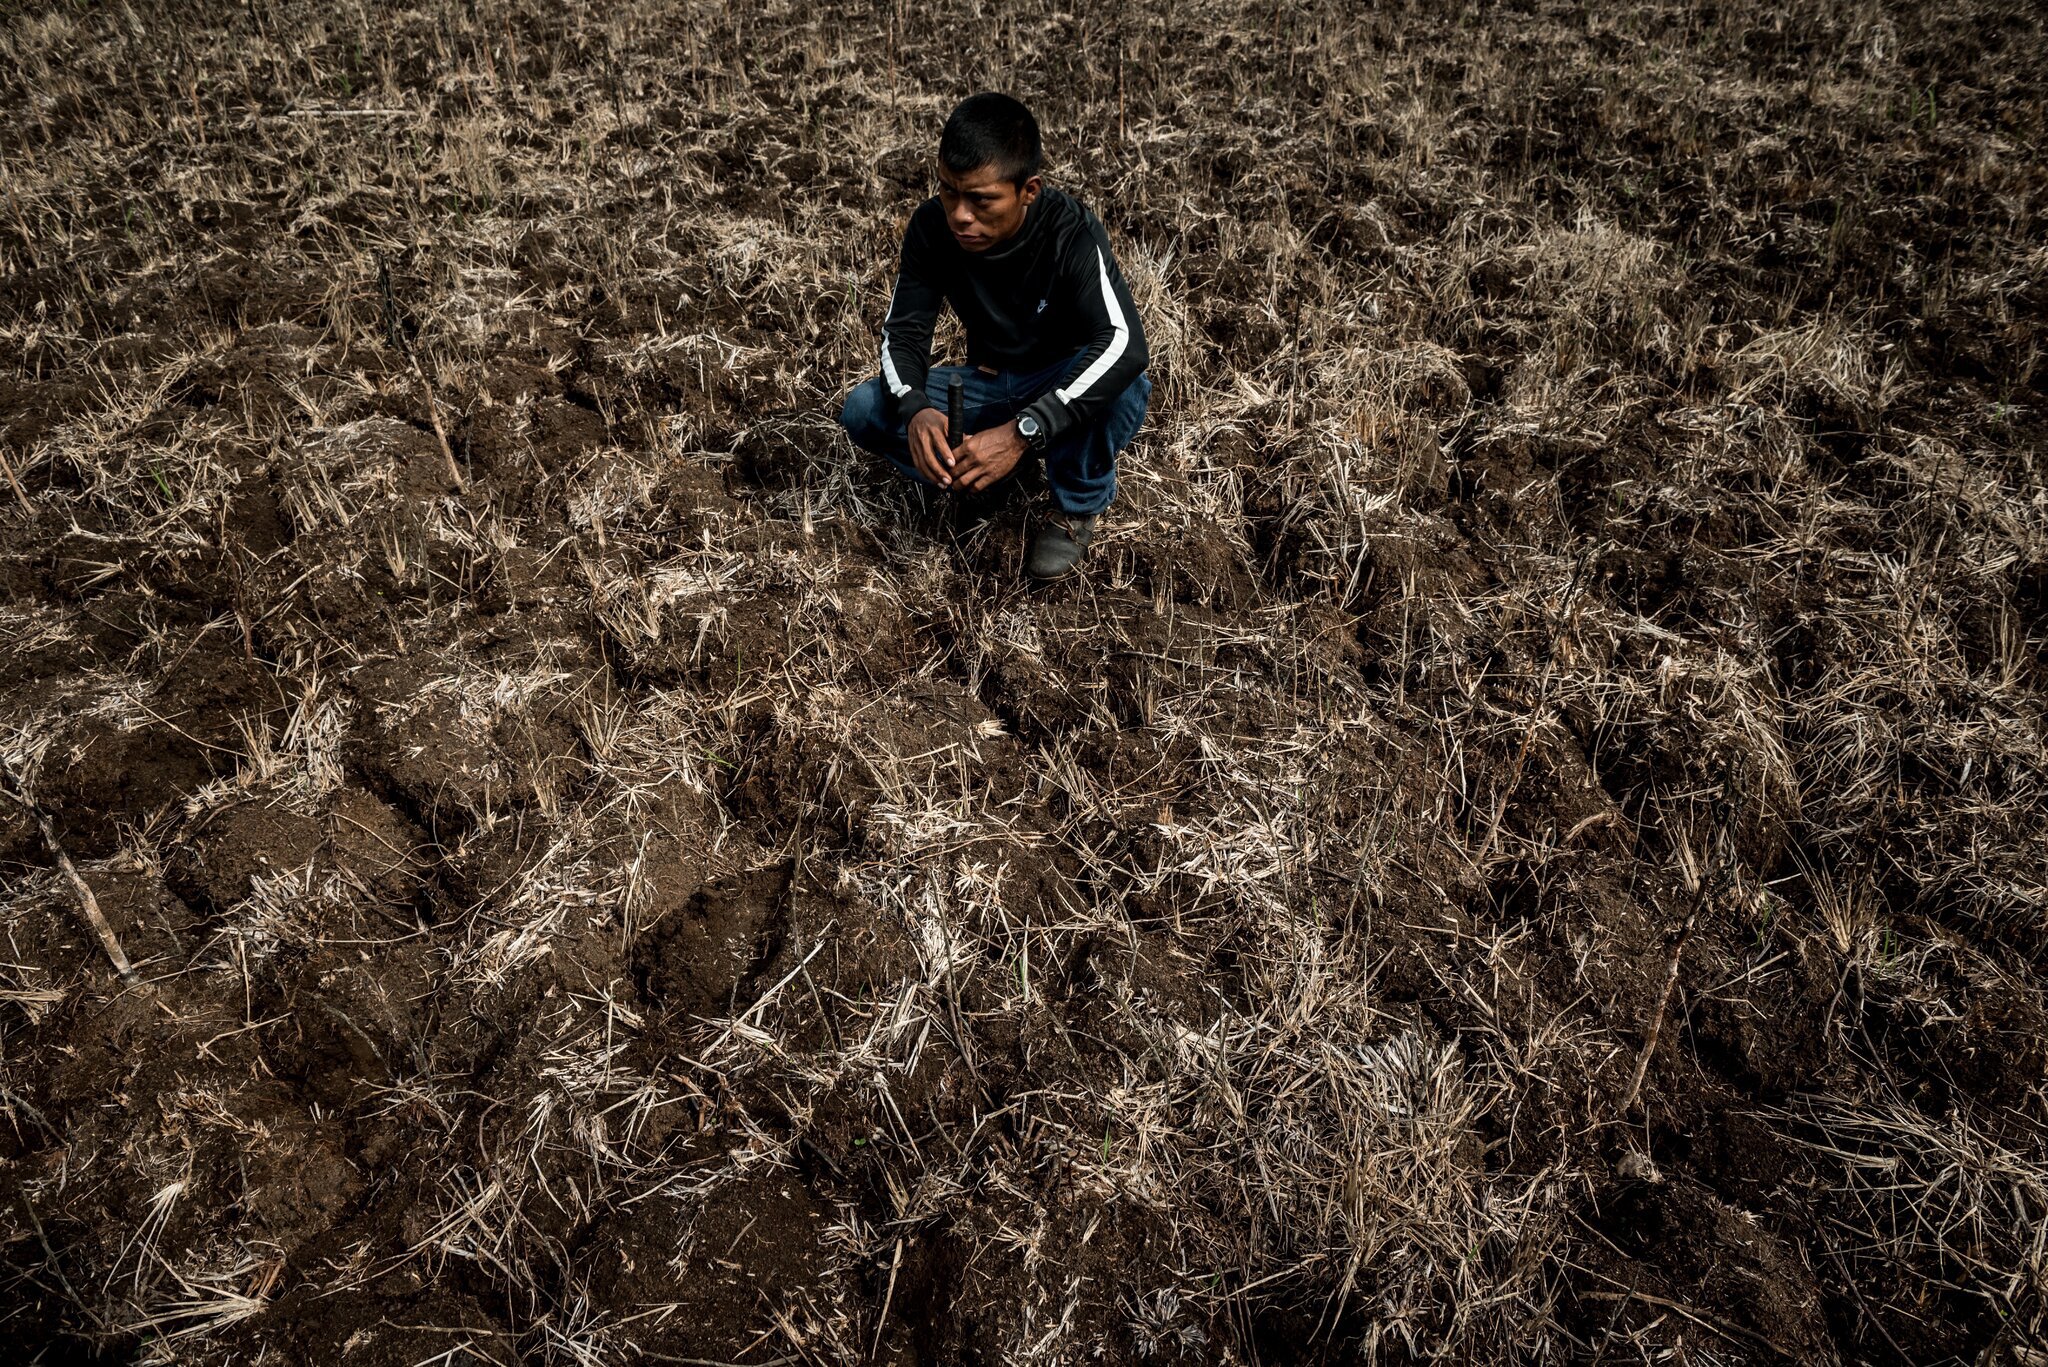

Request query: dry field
[{"left": 3, "top": 0, "right": 2045, "bottom": 1363}]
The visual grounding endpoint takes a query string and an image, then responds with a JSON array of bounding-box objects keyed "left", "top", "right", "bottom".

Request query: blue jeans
[{"left": 838, "top": 353, "right": 1150, "bottom": 516}]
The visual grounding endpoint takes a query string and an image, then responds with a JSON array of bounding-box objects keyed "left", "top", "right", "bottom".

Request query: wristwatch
[{"left": 1016, "top": 412, "right": 1047, "bottom": 450}]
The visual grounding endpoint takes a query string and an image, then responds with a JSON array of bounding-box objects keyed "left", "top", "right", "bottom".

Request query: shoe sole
[{"left": 1026, "top": 552, "right": 1084, "bottom": 580}]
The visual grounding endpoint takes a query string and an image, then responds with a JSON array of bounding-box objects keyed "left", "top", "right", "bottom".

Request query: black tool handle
[{"left": 946, "top": 375, "right": 964, "bottom": 448}]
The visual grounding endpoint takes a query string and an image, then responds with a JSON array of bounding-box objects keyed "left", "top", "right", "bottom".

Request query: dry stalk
[
  {"left": 1617, "top": 910, "right": 1696, "bottom": 1120},
  {"left": 0, "top": 445, "right": 31, "bottom": 511},
  {"left": 0, "top": 784, "right": 140, "bottom": 986},
  {"left": 410, "top": 349, "right": 467, "bottom": 493},
  {"left": 1620, "top": 797, "right": 1735, "bottom": 1118}
]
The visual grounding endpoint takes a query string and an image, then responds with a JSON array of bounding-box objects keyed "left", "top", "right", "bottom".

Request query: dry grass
[{"left": 2, "top": 0, "right": 2045, "bottom": 1364}]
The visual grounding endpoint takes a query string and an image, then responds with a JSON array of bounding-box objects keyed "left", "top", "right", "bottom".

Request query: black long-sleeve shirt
[{"left": 879, "top": 187, "right": 1149, "bottom": 444}]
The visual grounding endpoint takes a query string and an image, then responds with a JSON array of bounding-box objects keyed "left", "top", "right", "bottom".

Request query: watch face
[{"left": 1019, "top": 415, "right": 1040, "bottom": 438}]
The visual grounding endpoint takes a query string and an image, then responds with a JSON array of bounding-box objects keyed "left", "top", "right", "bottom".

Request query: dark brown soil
[{"left": 3, "top": 1, "right": 2046, "bottom": 1365}]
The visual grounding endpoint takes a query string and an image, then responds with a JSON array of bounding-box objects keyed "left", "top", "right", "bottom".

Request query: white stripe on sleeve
[
  {"left": 880, "top": 278, "right": 911, "bottom": 397},
  {"left": 1054, "top": 247, "right": 1130, "bottom": 406}
]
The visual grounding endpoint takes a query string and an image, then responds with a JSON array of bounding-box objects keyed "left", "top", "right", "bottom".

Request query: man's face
[{"left": 937, "top": 162, "right": 1041, "bottom": 253}]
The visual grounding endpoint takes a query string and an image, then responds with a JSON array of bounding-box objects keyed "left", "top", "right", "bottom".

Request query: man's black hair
[{"left": 939, "top": 93, "right": 1042, "bottom": 187}]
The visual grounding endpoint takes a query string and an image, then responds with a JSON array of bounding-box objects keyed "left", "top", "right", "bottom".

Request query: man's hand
[
  {"left": 951, "top": 420, "right": 1026, "bottom": 492},
  {"left": 907, "top": 407, "right": 956, "bottom": 487}
]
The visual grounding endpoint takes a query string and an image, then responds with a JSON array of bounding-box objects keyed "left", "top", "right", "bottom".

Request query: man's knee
[
  {"left": 1103, "top": 372, "right": 1151, "bottom": 457},
  {"left": 839, "top": 379, "right": 894, "bottom": 447}
]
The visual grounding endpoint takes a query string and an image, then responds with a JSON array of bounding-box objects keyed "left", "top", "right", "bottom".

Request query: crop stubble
[{"left": 1, "top": 1, "right": 2044, "bottom": 1363}]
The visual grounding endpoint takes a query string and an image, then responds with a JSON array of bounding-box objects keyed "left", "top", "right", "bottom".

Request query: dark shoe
[{"left": 1027, "top": 510, "right": 1100, "bottom": 579}]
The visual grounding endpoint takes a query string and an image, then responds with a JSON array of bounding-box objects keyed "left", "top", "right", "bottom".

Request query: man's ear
[{"left": 1019, "top": 174, "right": 1042, "bottom": 206}]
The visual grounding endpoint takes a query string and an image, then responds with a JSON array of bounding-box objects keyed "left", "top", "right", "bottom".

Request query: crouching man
[{"left": 839, "top": 92, "right": 1151, "bottom": 580}]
